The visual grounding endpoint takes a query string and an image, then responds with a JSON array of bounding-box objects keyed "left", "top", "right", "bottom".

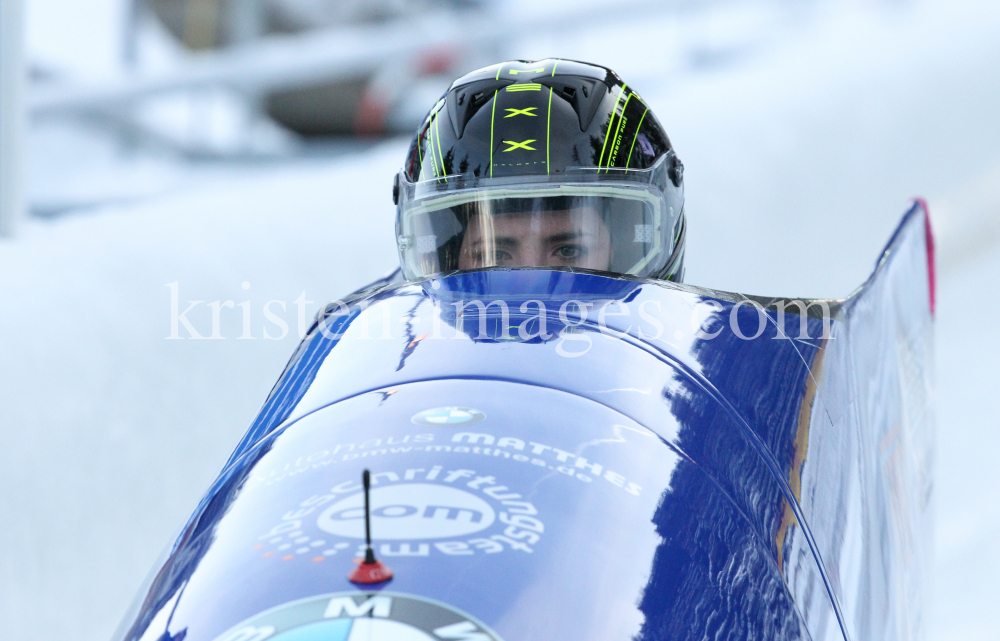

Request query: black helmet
[{"left": 394, "top": 58, "right": 686, "bottom": 282}]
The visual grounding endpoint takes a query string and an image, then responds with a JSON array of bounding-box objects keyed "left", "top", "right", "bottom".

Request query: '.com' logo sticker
[
  {"left": 255, "top": 469, "right": 543, "bottom": 560},
  {"left": 411, "top": 407, "right": 486, "bottom": 426},
  {"left": 317, "top": 483, "right": 495, "bottom": 539},
  {"left": 212, "top": 592, "right": 505, "bottom": 641}
]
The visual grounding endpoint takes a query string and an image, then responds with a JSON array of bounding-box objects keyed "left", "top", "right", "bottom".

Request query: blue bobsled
[{"left": 114, "top": 202, "right": 934, "bottom": 641}]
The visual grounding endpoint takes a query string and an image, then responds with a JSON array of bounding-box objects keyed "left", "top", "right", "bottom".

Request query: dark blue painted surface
[{"left": 116, "top": 204, "right": 934, "bottom": 641}]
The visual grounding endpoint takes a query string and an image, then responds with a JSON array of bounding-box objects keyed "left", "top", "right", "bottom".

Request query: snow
[
  {"left": 0, "top": 148, "right": 403, "bottom": 640},
  {"left": 3, "top": 0, "right": 1000, "bottom": 639},
  {"left": 932, "top": 243, "right": 1000, "bottom": 641}
]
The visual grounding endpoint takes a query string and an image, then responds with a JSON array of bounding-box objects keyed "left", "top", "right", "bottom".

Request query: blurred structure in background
[
  {"left": 0, "top": 0, "right": 26, "bottom": 236},
  {"left": 33, "top": 0, "right": 501, "bottom": 160},
  {"left": 140, "top": 0, "right": 484, "bottom": 136},
  {"left": 27, "top": 0, "right": 522, "bottom": 215}
]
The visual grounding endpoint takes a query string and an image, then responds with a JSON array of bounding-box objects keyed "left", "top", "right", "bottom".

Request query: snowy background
[{"left": 2, "top": 0, "right": 999, "bottom": 639}]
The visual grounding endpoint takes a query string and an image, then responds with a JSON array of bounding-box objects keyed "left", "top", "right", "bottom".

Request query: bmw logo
[
  {"left": 211, "top": 592, "right": 504, "bottom": 641},
  {"left": 411, "top": 407, "right": 486, "bottom": 426}
]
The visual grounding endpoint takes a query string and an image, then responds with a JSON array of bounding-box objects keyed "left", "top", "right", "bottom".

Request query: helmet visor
[{"left": 397, "top": 159, "right": 682, "bottom": 280}]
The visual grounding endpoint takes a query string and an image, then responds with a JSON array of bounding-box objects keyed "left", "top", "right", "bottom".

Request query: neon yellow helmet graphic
[{"left": 395, "top": 59, "right": 686, "bottom": 283}]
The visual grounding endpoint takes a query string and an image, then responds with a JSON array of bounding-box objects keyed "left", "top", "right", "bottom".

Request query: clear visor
[{"left": 396, "top": 156, "right": 682, "bottom": 280}]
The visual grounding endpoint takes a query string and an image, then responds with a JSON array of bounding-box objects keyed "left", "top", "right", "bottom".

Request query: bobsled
[{"left": 115, "top": 202, "right": 934, "bottom": 641}]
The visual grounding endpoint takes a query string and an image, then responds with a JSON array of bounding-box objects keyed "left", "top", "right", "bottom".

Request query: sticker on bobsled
[
  {"left": 211, "top": 592, "right": 504, "bottom": 641},
  {"left": 254, "top": 469, "right": 543, "bottom": 560},
  {"left": 317, "top": 483, "right": 495, "bottom": 539},
  {"left": 411, "top": 407, "right": 486, "bottom": 426},
  {"left": 246, "top": 430, "right": 642, "bottom": 498}
]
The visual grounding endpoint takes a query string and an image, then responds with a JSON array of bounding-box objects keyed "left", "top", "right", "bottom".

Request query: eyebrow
[
  {"left": 545, "top": 231, "right": 596, "bottom": 243},
  {"left": 469, "top": 237, "right": 519, "bottom": 249},
  {"left": 468, "top": 231, "right": 597, "bottom": 249}
]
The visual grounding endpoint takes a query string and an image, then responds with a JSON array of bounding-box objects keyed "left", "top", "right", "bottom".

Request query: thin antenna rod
[
  {"left": 348, "top": 468, "right": 392, "bottom": 583},
  {"left": 363, "top": 469, "right": 374, "bottom": 561},
  {"left": 363, "top": 469, "right": 371, "bottom": 545}
]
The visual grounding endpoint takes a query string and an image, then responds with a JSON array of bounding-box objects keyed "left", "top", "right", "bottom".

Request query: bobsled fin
[{"left": 854, "top": 199, "right": 934, "bottom": 318}]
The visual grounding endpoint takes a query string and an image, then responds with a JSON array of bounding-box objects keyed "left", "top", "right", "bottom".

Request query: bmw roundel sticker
[
  {"left": 211, "top": 592, "right": 504, "bottom": 641},
  {"left": 411, "top": 407, "right": 486, "bottom": 426}
]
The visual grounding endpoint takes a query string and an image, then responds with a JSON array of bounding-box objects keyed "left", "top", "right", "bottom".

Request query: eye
[
  {"left": 474, "top": 249, "right": 513, "bottom": 265},
  {"left": 554, "top": 244, "right": 586, "bottom": 260}
]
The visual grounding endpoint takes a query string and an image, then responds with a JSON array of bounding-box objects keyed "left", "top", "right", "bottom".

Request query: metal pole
[{"left": 0, "top": 0, "right": 26, "bottom": 237}]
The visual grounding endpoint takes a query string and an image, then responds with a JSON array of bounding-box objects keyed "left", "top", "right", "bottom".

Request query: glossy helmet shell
[{"left": 399, "top": 58, "right": 686, "bottom": 281}]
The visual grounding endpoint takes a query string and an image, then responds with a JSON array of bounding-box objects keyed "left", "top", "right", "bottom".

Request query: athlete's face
[{"left": 458, "top": 206, "right": 612, "bottom": 271}]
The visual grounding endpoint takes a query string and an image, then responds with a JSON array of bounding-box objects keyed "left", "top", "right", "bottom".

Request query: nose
[{"left": 519, "top": 239, "right": 549, "bottom": 267}]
